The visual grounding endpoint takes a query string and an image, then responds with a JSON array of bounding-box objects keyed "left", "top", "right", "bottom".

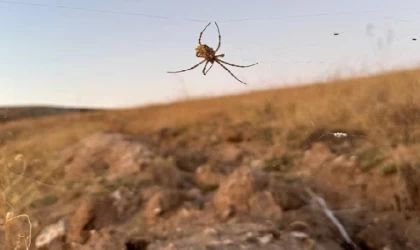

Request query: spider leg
[
  {"left": 215, "top": 22, "right": 222, "bottom": 52},
  {"left": 216, "top": 54, "right": 225, "bottom": 58},
  {"left": 202, "top": 61, "right": 209, "bottom": 75},
  {"left": 218, "top": 59, "right": 258, "bottom": 68},
  {"left": 167, "top": 59, "right": 207, "bottom": 73},
  {"left": 204, "top": 62, "right": 214, "bottom": 75},
  {"left": 199, "top": 22, "right": 211, "bottom": 45},
  {"left": 215, "top": 60, "right": 248, "bottom": 85}
]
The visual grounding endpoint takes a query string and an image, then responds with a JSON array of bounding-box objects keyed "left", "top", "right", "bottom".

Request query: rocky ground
[
  {"left": 1, "top": 69, "right": 420, "bottom": 250},
  {"left": 3, "top": 126, "right": 420, "bottom": 250}
]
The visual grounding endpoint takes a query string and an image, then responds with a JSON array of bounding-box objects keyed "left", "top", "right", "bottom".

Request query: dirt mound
[
  {"left": 66, "top": 190, "right": 142, "bottom": 245},
  {"left": 51, "top": 132, "right": 186, "bottom": 188},
  {"left": 213, "top": 167, "right": 282, "bottom": 221},
  {"left": 52, "top": 132, "right": 156, "bottom": 178}
]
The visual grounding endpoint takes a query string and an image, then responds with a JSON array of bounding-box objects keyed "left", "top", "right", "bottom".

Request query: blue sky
[{"left": 0, "top": 0, "right": 419, "bottom": 108}]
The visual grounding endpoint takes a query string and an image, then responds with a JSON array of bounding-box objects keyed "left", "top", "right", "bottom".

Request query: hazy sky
[{"left": 1, "top": 0, "right": 419, "bottom": 108}]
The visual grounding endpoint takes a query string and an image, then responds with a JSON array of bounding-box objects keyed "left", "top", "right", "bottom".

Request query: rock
[
  {"left": 209, "top": 134, "right": 220, "bottom": 144},
  {"left": 330, "top": 155, "right": 357, "bottom": 169},
  {"left": 250, "top": 159, "right": 264, "bottom": 170},
  {"left": 289, "top": 231, "right": 315, "bottom": 250},
  {"left": 286, "top": 221, "right": 311, "bottom": 235},
  {"left": 173, "top": 150, "right": 208, "bottom": 172},
  {"left": 269, "top": 180, "right": 306, "bottom": 211},
  {"left": 162, "top": 242, "right": 176, "bottom": 250},
  {"left": 35, "top": 219, "right": 67, "bottom": 248},
  {"left": 144, "top": 189, "right": 185, "bottom": 221},
  {"left": 52, "top": 132, "right": 157, "bottom": 180},
  {"left": 243, "top": 232, "right": 257, "bottom": 243},
  {"left": 186, "top": 188, "right": 203, "bottom": 200},
  {"left": 249, "top": 191, "right": 283, "bottom": 222},
  {"left": 258, "top": 234, "right": 273, "bottom": 245},
  {"left": 66, "top": 196, "right": 119, "bottom": 244},
  {"left": 202, "top": 228, "right": 219, "bottom": 237},
  {"left": 194, "top": 164, "right": 226, "bottom": 190},
  {"left": 150, "top": 157, "right": 184, "bottom": 188},
  {"left": 108, "top": 187, "right": 142, "bottom": 219},
  {"left": 213, "top": 168, "right": 282, "bottom": 220},
  {"left": 217, "top": 144, "right": 245, "bottom": 164}
]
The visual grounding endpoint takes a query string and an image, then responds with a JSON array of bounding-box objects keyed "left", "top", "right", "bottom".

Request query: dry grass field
[{"left": 1, "top": 67, "right": 420, "bottom": 249}]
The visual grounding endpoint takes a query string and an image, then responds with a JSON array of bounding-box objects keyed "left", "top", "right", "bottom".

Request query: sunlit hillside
[
  {"left": 1, "top": 67, "right": 420, "bottom": 249},
  {"left": 3, "top": 67, "right": 420, "bottom": 148}
]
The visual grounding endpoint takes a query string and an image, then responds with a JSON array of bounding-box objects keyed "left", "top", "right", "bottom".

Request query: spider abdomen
[{"left": 195, "top": 44, "right": 217, "bottom": 62}]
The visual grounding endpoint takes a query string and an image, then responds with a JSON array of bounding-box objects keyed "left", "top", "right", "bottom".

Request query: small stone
[
  {"left": 210, "top": 134, "right": 220, "bottom": 143},
  {"left": 110, "top": 190, "right": 122, "bottom": 202},
  {"left": 222, "top": 239, "right": 234, "bottom": 245},
  {"left": 258, "top": 234, "right": 273, "bottom": 245},
  {"left": 243, "top": 232, "right": 257, "bottom": 243},
  {"left": 250, "top": 159, "right": 264, "bottom": 169},
  {"left": 153, "top": 208, "right": 162, "bottom": 215},
  {"left": 287, "top": 221, "right": 311, "bottom": 235},
  {"left": 207, "top": 240, "right": 222, "bottom": 246},
  {"left": 186, "top": 188, "right": 202, "bottom": 199},
  {"left": 290, "top": 231, "right": 309, "bottom": 240},
  {"left": 180, "top": 208, "right": 190, "bottom": 217},
  {"left": 164, "top": 242, "right": 176, "bottom": 250},
  {"left": 218, "top": 144, "right": 244, "bottom": 163},
  {"left": 213, "top": 168, "right": 270, "bottom": 218},
  {"left": 35, "top": 219, "right": 67, "bottom": 248},
  {"left": 203, "top": 228, "right": 219, "bottom": 237}
]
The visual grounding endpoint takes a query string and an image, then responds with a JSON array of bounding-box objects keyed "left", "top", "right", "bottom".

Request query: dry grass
[
  {"left": 0, "top": 67, "right": 420, "bottom": 247},
  {"left": 1, "top": 154, "right": 32, "bottom": 249},
  {"left": 2, "top": 68, "right": 420, "bottom": 150}
]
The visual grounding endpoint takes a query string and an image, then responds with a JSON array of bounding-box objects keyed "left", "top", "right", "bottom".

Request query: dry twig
[{"left": 305, "top": 187, "right": 360, "bottom": 250}]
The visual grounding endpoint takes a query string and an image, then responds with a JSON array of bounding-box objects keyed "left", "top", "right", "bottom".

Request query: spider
[{"left": 167, "top": 22, "right": 258, "bottom": 85}]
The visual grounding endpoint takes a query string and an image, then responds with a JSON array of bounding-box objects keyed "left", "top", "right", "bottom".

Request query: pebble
[
  {"left": 258, "top": 234, "right": 273, "bottom": 245},
  {"left": 202, "top": 228, "right": 219, "bottom": 237}
]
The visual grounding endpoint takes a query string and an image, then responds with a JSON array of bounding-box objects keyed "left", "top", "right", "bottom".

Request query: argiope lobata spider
[{"left": 167, "top": 22, "right": 258, "bottom": 85}]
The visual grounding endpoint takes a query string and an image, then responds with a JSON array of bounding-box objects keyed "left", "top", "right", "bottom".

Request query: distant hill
[{"left": 0, "top": 106, "right": 97, "bottom": 123}]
